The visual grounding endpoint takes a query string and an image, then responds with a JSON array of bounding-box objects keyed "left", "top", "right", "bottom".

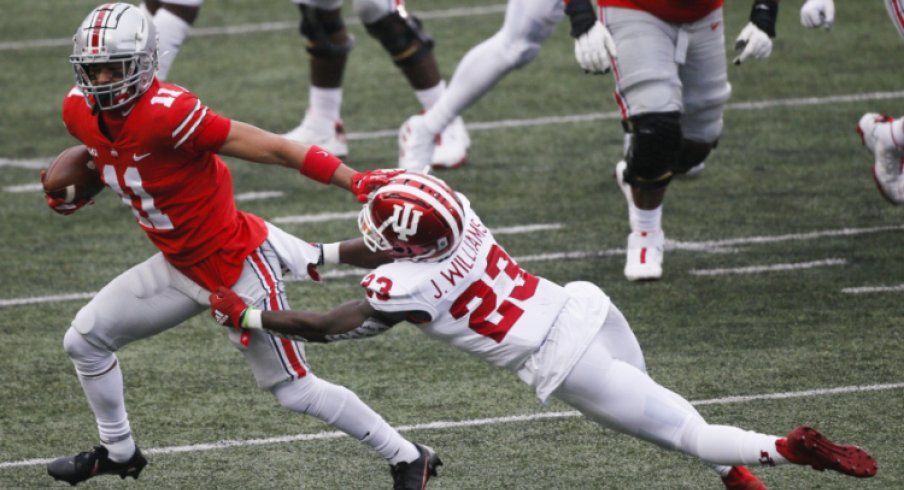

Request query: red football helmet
[{"left": 358, "top": 172, "right": 466, "bottom": 261}]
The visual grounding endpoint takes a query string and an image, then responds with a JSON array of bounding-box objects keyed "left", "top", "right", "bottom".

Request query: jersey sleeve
[
  {"left": 360, "top": 266, "right": 440, "bottom": 321},
  {"left": 162, "top": 89, "right": 231, "bottom": 155},
  {"left": 61, "top": 87, "right": 86, "bottom": 139}
]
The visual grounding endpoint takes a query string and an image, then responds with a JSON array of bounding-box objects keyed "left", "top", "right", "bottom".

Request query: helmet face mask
[
  {"left": 359, "top": 173, "right": 465, "bottom": 262},
  {"left": 70, "top": 3, "right": 158, "bottom": 111}
]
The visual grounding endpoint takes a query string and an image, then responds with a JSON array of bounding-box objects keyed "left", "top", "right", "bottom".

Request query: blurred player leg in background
[
  {"left": 603, "top": 7, "right": 730, "bottom": 282},
  {"left": 398, "top": 0, "right": 564, "bottom": 172},
  {"left": 140, "top": 0, "right": 201, "bottom": 81},
  {"left": 854, "top": 1, "right": 904, "bottom": 204},
  {"left": 284, "top": 0, "right": 470, "bottom": 165}
]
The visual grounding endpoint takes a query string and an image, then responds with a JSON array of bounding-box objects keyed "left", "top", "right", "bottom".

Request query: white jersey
[{"left": 362, "top": 202, "right": 570, "bottom": 371}]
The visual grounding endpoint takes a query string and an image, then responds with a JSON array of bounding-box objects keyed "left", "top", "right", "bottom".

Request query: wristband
[
  {"left": 321, "top": 242, "right": 341, "bottom": 265},
  {"left": 749, "top": 0, "right": 778, "bottom": 37},
  {"left": 564, "top": 0, "right": 596, "bottom": 39},
  {"left": 240, "top": 307, "right": 263, "bottom": 329},
  {"left": 300, "top": 145, "right": 342, "bottom": 184}
]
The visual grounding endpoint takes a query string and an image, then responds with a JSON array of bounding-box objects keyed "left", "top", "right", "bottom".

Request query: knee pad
[
  {"left": 299, "top": 6, "right": 354, "bottom": 59},
  {"left": 674, "top": 139, "right": 716, "bottom": 175},
  {"left": 624, "top": 111, "right": 682, "bottom": 189},
  {"left": 63, "top": 327, "right": 116, "bottom": 375},
  {"left": 365, "top": 11, "right": 433, "bottom": 67}
]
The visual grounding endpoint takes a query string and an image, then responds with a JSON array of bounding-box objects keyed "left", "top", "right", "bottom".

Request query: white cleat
[
  {"left": 857, "top": 113, "right": 904, "bottom": 204},
  {"left": 283, "top": 113, "right": 348, "bottom": 159},
  {"left": 431, "top": 116, "right": 470, "bottom": 170},
  {"left": 624, "top": 230, "right": 664, "bottom": 281},
  {"left": 398, "top": 114, "right": 436, "bottom": 173},
  {"left": 614, "top": 160, "right": 633, "bottom": 204}
]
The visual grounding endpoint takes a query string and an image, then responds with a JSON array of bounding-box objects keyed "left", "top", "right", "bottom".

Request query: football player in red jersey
[
  {"left": 560, "top": 0, "right": 780, "bottom": 282},
  {"left": 45, "top": 4, "right": 440, "bottom": 488},
  {"left": 211, "top": 172, "right": 878, "bottom": 489}
]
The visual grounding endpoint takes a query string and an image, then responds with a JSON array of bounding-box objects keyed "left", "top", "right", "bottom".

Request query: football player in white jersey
[
  {"left": 139, "top": 0, "right": 469, "bottom": 165},
  {"left": 210, "top": 172, "right": 878, "bottom": 489}
]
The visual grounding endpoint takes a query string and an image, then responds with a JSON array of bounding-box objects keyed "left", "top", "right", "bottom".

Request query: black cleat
[
  {"left": 47, "top": 445, "right": 147, "bottom": 486},
  {"left": 390, "top": 443, "right": 442, "bottom": 490}
]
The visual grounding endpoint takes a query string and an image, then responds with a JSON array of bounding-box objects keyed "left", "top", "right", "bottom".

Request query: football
[{"left": 42, "top": 145, "right": 104, "bottom": 203}]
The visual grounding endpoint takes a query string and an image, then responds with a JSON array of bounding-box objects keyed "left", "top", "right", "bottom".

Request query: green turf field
[{"left": 1, "top": 1, "right": 902, "bottom": 488}]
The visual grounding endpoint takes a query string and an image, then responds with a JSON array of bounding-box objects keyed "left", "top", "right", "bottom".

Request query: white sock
[
  {"left": 75, "top": 359, "right": 135, "bottom": 462},
  {"left": 629, "top": 205, "right": 662, "bottom": 232},
  {"left": 308, "top": 86, "right": 343, "bottom": 123},
  {"left": 415, "top": 80, "right": 446, "bottom": 110},
  {"left": 104, "top": 437, "right": 137, "bottom": 463},
  {"left": 153, "top": 7, "right": 192, "bottom": 81},
  {"left": 690, "top": 424, "right": 788, "bottom": 466},
  {"left": 710, "top": 464, "right": 733, "bottom": 477}
]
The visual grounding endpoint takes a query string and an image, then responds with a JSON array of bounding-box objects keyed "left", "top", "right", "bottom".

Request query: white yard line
[
  {"left": 841, "top": 284, "right": 904, "bottom": 294},
  {"left": 0, "top": 5, "right": 508, "bottom": 51},
  {"left": 689, "top": 258, "right": 847, "bottom": 276},
  {"left": 2, "top": 381, "right": 900, "bottom": 470},
  {"left": 235, "top": 190, "right": 284, "bottom": 202},
  {"left": 3, "top": 224, "right": 902, "bottom": 308},
  {"left": 4, "top": 90, "right": 904, "bottom": 172}
]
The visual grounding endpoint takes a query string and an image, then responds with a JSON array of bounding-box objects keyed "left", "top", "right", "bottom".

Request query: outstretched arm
[
  {"left": 209, "top": 286, "right": 400, "bottom": 342},
  {"left": 218, "top": 120, "right": 354, "bottom": 190},
  {"left": 217, "top": 122, "right": 401, "bottom": 200}
]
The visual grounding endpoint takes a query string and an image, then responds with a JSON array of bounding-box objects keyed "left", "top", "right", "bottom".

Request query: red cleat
[
  {"left": 776, "top": 426, "right": 877, "bottom": 478},
  {"left": 721, "top": 465, "right": 767, "bottom": 490}
]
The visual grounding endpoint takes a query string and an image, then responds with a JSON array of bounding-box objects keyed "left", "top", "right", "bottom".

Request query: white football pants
[
  {"left": 61, "top": 223, "right": 417, "bottom": 463},
  {"left": 552, "top": 306, "right": 785, "bottom": 467},
  {"left": 605, "top": 7, "right": 731, "bottom": 143}
]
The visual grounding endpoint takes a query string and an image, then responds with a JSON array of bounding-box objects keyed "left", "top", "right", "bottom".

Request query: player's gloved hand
[
  {"left": 574, "top": 22, "right": 618, "bottom": 74},
  {"left": 565, "top": 0, "right": 616, "bottom": 74},
  {"left": 351, "top": 169, "right": 404, "bottom": 203},
  {"left": 800, "top": 0, "right": 834, "bottom": 30},
  {"left": 733, "top": 22, "right": 773, "bottom": 65},
  {"left": 734, "top": 0, "right": 777, "bottom": 65},
  {"left": 40, "top": 170, "right": 93, "bottom": 215},
  {"left": 210, "top": 286, "right": 250, "bottom": 329}
]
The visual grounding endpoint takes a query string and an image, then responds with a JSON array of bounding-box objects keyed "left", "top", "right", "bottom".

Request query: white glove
[
  {"left": 800, "top": 0, "right": 835, "bottom": 29},
  {"left": 574, "top": 22, "right": 617, "bottom": 74},
  {"left": 733, "top": 22, "right": 773, "bottom": 65}
]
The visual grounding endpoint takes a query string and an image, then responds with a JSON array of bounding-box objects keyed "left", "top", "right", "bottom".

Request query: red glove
[
  {"left": 209, "top": 286, "right": 249, "bottom": 329},
  {"left": 41, "top": 170, "right": 93, "bottom": 215},
  {"left": 351, "top": 169, "right": 404, "bottom": 203}
]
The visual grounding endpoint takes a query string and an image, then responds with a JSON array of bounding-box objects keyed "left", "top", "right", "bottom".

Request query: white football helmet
[
  {"left": 358, "top": 172, "right": 466, "bottom": 262},
  {"left": 70, "top": 3, "right": 158, "bottom": 111}
]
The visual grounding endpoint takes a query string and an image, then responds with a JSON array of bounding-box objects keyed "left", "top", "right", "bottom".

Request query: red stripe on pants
[{"left": 250, "top": 251, "right": 307, "bottom": 378}]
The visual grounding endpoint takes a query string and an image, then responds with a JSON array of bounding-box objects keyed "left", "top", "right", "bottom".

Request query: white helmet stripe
[
  {"left": 396, "top": 173, "right": 465, "bottom": 224},
  {"left": 377, "top": 183, "right": 461, "bottom": 249}
]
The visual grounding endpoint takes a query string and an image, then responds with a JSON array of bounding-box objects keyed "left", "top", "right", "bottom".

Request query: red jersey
[
  {"left": 598, "top": 0, "right": 724, "bottom": 23},
  {"left": 62, "top": 79, "right": 267, "bottom": 290}
]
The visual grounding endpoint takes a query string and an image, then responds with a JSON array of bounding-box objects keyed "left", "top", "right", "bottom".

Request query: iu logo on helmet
[{"left": 389, "top": 203, "right": 422, "bottom": 241}]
